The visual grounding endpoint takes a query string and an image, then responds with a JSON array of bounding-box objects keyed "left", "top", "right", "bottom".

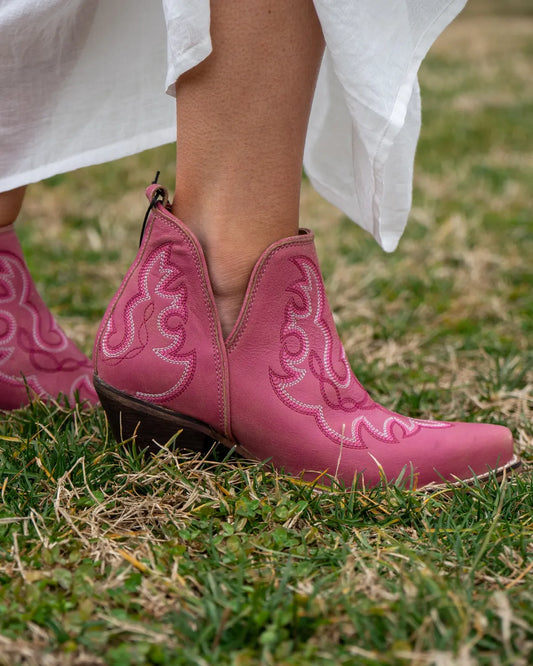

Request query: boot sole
[
  {"left": 94, "top": 375, "right": 522, "bottom": 486},
  {"left": 425, "top": 454, "right": 522, "bottom": 490},
  {"left": 94, "top": 376, "right": 233, "bottom": 456}
]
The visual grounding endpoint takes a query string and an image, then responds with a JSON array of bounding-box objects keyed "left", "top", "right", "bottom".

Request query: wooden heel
[{"left": 94, "top": 376, "right": 219, "bottom": 455}]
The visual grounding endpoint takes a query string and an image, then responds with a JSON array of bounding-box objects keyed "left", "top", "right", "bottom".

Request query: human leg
[
  {"left": 0, "top": 187, "right": 98, "bottom": 409},
  {"left": 93, "top": 1, "right": 518, "bottom": 486},
  {"left": 0, "top": 187, "right": 26, "bottom": 228},
  {"left": 172, "top": 0, "right": 324, "bottom": 336}
]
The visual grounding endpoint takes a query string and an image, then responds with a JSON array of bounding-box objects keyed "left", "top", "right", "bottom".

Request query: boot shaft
[{"left": 94, "top": 185, "right": 231, "bottom": 437}]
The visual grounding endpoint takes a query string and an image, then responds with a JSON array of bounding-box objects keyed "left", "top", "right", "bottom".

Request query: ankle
[
  {"left": 0, "top": 186, "right": 26, "bottom": 227},
  {"left": 207, "top": 252, "right": 255, "bottom": 338},
  {"left": 170, "top": 193, "right": 299, "bottom": 337},
  {"left": 213, "top": 291, "right": 245, "bottom": 338}
]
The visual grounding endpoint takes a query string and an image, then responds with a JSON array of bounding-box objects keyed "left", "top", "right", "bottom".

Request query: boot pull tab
[{"left": 140, "top": 176, "right": 169, "bottom": 245}]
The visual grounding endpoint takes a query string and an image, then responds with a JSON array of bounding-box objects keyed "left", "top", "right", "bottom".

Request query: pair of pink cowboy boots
[{"left": 92, "top": 184, "right": 519, "bottom": 488}]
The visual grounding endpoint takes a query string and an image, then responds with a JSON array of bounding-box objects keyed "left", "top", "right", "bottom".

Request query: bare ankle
[
  {"left": 207, "top": 256, "right": 253, "bottom": 337},
  {"left": 170, "top": 192, "right": 299, "bottom": 337},
  {"left": 214, "top": 291, "right": 245, "bottom": 338},
  {"left": 0, "top": 186, "right": 27, "bottom": 227}
]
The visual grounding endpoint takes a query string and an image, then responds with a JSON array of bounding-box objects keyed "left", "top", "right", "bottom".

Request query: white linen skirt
[{"left": 0, "top": 0, "right": 467, "bottom": 251}]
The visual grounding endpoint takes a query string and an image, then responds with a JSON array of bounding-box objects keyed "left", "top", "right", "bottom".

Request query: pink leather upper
[
  {"left": 226, "top": 234, "right": 513, "bottom": 486},
  {"left": 0, "top": 226, "right": 97, "bottom": 409},
  {"left": 95, "top": 186, "right": 514, "bottom": 487},
  {"left": 94, "top": 190, "right": 231, "bottom": 438}
]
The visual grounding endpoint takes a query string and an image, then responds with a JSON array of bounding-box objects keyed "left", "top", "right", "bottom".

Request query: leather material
[
  {"left": 0, "top": 225, "right": 98, "bottom": 410},
  {"left": 94, "top": 185, "right": 515, "bottom": 487},
  {"left": 226, "top": 234, "right": 513, "bottom": 486},
  {"left": 94, "top": 187, "right": 231, "bottom": 438}
]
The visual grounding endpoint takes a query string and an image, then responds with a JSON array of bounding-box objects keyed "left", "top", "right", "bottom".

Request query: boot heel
[{"left": 94, "top": 376, "right": 217, "bottom": 455}]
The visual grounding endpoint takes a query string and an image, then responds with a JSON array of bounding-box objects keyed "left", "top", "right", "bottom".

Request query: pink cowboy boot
[
  {"left": 0, "top": 225, "right": 98, "bottom": 410},
  {"left": 93, "top": 184, "right": 520, "bottom": 487}
]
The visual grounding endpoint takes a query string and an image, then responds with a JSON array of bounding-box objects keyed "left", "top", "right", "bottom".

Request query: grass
[
  {"left": 1, "top": 2, "right": 532, "bottom": 664},
  {"left": 1, "top": 408, "right": 532, "bottom": 665}
]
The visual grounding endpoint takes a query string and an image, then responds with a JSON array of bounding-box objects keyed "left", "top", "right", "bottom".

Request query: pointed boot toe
[
  {"left": 422, "top": 421, "right": 517, "bottom": 485},
  {"left": 361, "top": 419, "right": 516, "bottom": 487}
]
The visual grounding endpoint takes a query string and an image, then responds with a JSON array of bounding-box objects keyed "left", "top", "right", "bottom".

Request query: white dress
[{"left": 0, "top": 0, "right": 467, "bottom": 251}]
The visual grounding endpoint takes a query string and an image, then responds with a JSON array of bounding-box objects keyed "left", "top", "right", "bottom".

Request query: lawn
[{"left": 1, "top": 2, "right": 532, "bottom": 665}]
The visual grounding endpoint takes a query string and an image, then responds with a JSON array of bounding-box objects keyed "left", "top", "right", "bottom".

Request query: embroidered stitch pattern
[
  {"left": 0, "top": 251, "right": 90, "bottom": 394},
  {"left": 270, "top": 256, "right": 450, "bottom": 448},
  {"left": 100, "top": 242, "right": 195, "bottom": 403}
]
